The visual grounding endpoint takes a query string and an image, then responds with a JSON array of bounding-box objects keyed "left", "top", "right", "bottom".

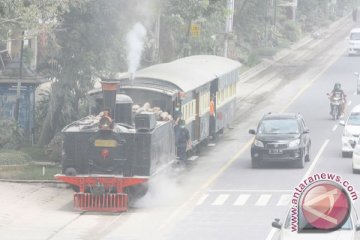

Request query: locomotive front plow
[{"left": 55, "top": 174, "right": 148, "bottom": 212}]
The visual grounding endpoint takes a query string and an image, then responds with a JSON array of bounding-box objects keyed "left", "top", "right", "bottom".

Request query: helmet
[{"left": 334, "top": 83, "right": 341, "bottom": 91}]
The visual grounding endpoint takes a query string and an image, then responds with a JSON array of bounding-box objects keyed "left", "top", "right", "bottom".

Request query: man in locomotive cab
[
  {"left": 99, "top": 109, "right": 114, "bottom": 131},
  {"left": 176, "top": 120, "right": 190, "bottom": 163}
]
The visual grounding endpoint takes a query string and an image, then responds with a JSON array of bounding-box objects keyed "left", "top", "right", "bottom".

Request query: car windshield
[
  {"left": 258, "top": 119, "right": 300, "bottom": 134},
  {"left": 347, "top": 112, "right": 360, "bottom": 126},
  {"left": 350, "top": 32, "right": 360, "bottom": 40},
  {"left": 284, "top": 208, "right": 353, "bottom": 231}
]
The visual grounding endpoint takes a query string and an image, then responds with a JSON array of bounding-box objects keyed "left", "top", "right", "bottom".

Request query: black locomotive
[
  {"left": 55, "top": 55, "right": 241, "bottom": 212},
  {"left": 55, "top": 81, "right": 175, "bottom": 212}
]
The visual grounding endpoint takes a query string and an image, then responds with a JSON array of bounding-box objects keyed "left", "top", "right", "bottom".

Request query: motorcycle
[{"left": 327, "top": 92, "right": 342, "bottom": 120}]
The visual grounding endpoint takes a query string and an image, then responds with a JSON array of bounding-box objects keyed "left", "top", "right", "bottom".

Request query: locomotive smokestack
[{"left": 100, "top": 80, "right": 119, "bottom": 118}]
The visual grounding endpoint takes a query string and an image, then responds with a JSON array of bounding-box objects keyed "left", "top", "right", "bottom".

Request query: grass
[
  {"left": 0, "top": 163, "right": 61, "bottom": 180},
  {"left": 0, "top": 147, "right": 60, "bottom": 180}
]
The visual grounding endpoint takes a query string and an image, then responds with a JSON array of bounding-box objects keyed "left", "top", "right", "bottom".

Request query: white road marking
[
  {"left": 233, "top": 194, "right": 250, "bottom": 206},
  {"left": 348, "top": 100, "right": 352, "bottom": 106},
  {"left": 196, "top": 194, "right": 209, "bottom": 205},
  {"left": 303, "top": 139, "right": 330, "bottom": 179},
  {"left": 255, "top": 194, "right": 272, "bottom": 206},
  {"left": 332, "top": 125, "right": 338, "bottom": 131},
  {"left": 208, "top": 189, "right": 291, "bottom": 192},
  {"left": 277, "top": 194, "right": 291, "bottom": 206},
  {"left": 211, "top": 194, "right": 229, "bottom": 205}
]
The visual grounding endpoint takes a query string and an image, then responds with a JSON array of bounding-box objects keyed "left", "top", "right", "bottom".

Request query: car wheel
[
  {"left": 305, "top": 144, "right": 311, "bottom": 162},
  {"left": 296, "top": 152, "right": 305, "bottom": 169},
  {"left": 353, "top": 167, "right": 360, "bottom": 174},
  {"left": 251, "top": 158, "right": 260, "bottom": 169},
  {"left": 342, "top": 151, "right": 351, "bottom": 158}
]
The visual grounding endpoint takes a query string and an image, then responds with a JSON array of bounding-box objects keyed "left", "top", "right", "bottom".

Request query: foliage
[
  {"left": 0, "top": 118, "right": 24, "bottom": 149},
  {"left": 44, "top": 133, "right": 63, "bottom": 162},
  {"left": 0, "top": 163, "right": 60, "bottom": 180},
  {"left": 38, "top": 0, "right": 134, "bottom": 145},
  {"left": 0, "top": 150, "right": 31, "bottom": 165},
  {"left": 160, "top": 0, "right": 226, "bottom": 60}
]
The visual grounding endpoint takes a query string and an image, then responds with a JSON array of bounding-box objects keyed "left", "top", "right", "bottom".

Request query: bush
[
  {"left": 283, "top": 21, "right": 301, "bottom": 42},
  {"left": 0, "top": 119, "right": 24, "bottom": 149},
  {"left": 0, "top": 150, "right": 31, "bottom": 165},
  {"left": 45, "top": 133, "right": 63, "bottom": 162}
]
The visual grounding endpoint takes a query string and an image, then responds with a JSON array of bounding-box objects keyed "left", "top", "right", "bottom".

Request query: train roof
[{"left": 120, "top": 55, "right": 242, "bottom": 93}]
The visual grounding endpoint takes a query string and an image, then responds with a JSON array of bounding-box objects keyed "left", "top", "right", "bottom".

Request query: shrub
[
  {"left": 44, "top": 133, "right": 63, "bottom": 162},
  {"left": 0, "top": 119, "right": 24, "bottom": 149}
]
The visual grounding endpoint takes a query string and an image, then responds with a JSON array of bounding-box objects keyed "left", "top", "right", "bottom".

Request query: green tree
[{"left": 160, "top": 0, "right": 226, "bottom": 60}]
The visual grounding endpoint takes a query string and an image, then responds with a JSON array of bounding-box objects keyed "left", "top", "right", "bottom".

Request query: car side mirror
[
  {"left": 249, "top": 129, "right": 256, "bottom": 135},
  {"left": 303, "top": 128, "right": 310, "bottom": 134},
  {"left": 356, "top": 223, "right": 360, "bottom": 231},
  {"left": 339, "top": 120, "right": 345, "bottom": 126},
  {"left": 272, "top": 218, "right": 282, "bottom": 229}
]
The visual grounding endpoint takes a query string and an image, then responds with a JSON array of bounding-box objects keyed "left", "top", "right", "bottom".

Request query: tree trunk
[{"left": 37, "top": 93, "right": 65, "bottom": 146}]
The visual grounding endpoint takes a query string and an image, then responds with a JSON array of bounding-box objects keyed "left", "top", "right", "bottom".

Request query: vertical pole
[
  {"left": 154, "top": 12, "right": 160, "bottom": 62},
  {"left": 224, "top": 0, "right": 234, "bottom": 57},
  {"left": 14, "top": 31, "right": 24, "bottom": 122},
  {"left": 292, "top": 0, "right": 297, "bottom": 21}
]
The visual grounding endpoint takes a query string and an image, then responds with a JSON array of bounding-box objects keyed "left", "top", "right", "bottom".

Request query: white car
[
  {"left": 348, "top": 28, "right": 360, "bottom": 56},
  {"left": 271, "top": 206, "right": 360, "bottom": 240},
  {"left": 340, "top": 105, "right": 360, "bottom": 157},
  {"left": 352, "top": 138, "right": 360, "bottom": 173}
]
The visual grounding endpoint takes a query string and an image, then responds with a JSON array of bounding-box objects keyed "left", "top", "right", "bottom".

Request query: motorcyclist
[{"left": 328, "top": 83, "right": 347, "bottom": 117}]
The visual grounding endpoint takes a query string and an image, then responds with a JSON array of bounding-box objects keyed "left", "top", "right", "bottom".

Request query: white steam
[{"left": 126, "top": 23, "right": 147, "bottom": 78}]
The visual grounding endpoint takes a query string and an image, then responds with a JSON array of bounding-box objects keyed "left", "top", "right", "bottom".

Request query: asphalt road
[{"left": 0, "top": 17, "right": 359, "bottom": 240}]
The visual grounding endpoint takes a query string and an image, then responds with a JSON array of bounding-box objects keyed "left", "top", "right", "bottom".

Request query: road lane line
[
  {"left": 255, "top": 194, "right": 272, "bottom": 206},
  {"left": 196, "top": 194, "right": 209, "bottom": 206},
  {"left": 304, "top": 139, "right": 330, "bottom": 179},
  {"left": 332, "top": 125, "right": 338, "bottom": 131},
  {"left": 212, "top": 194, "right": 230, "bottom": 205},
  {"left": 233, "top": 194, "right": 250, "bottom": 206},
  {"left": 277, "top": 194, "right": 291, "bottom": 206},
  {"left": 208, "top": 189, "right": 291, "bottom": 193}
]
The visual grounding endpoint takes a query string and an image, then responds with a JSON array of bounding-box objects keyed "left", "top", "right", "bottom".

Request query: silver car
[{"left": 271, "top": 207, "right": 360, "bottom": 240}]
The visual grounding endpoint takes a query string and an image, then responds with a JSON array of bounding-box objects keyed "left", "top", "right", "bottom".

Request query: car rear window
[{"left": 258, "top": 119, "right": 299, "bottom": 134}]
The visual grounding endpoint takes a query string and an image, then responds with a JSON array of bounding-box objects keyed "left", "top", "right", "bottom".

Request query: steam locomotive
[{"left": 55, "top": 55, "right": 241, "bottom": 212}]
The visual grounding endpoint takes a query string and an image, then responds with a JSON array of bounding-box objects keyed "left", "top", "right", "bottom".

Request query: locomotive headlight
[
  {"left": 100, "top": 148, "right": 110, "bottom": 159},
  {"left": 254, "top": 139, "right": 264, "bottom": 147}
]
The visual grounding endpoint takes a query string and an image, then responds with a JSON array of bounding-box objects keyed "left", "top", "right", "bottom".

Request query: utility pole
[
  {"left": 224, "top": 0, "right": 234, "bottom": 57},
  {"left": 14, "top": 31, "right": 24, "bottom": 122}
]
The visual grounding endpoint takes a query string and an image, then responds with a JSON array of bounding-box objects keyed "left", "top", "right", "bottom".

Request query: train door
[
  {"left": 209, "top": 79, "right": 218, "bottom": 136},
  {"left": 194, "top": 92, "right": 201, "bottom": 142}
]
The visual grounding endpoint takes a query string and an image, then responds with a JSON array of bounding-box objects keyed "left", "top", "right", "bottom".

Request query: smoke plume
[{"left": 126, "top": 23, "right": 147, "bottom": 79}]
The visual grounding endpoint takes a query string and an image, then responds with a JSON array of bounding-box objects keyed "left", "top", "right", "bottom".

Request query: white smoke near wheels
[{"left": 126, "top": 23, "right": 147, "bottom": 80}]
